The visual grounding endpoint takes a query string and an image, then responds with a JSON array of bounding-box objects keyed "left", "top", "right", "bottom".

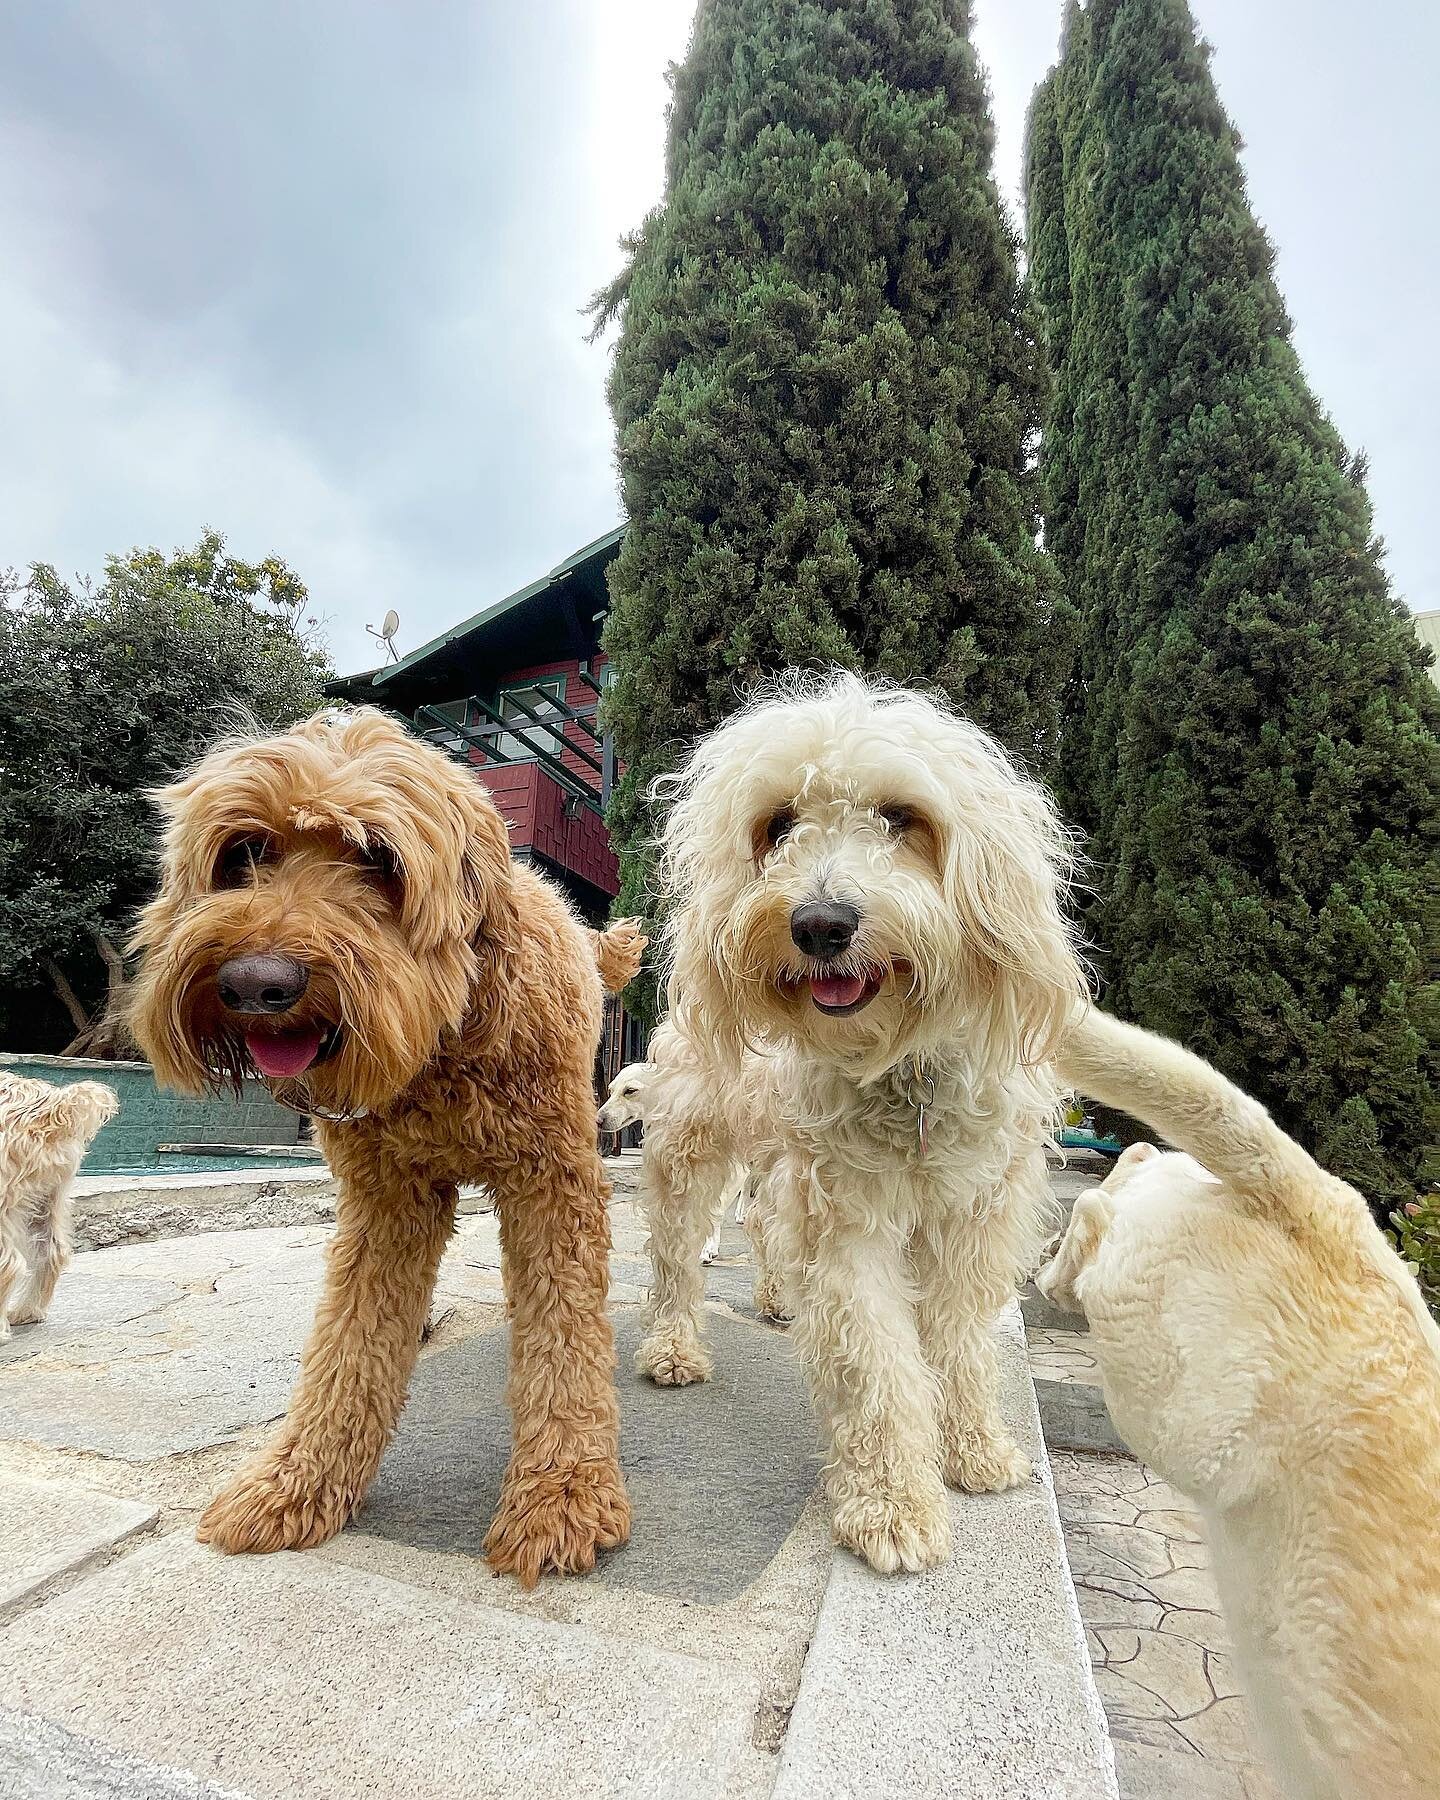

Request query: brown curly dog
[{"left": 129, "top": 708, "right": 644, "bottom": 1587}]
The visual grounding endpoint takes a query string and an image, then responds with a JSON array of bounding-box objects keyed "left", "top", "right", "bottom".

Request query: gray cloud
[{"left": 0, "top": 1, "right": 1432, "bottom": 673}]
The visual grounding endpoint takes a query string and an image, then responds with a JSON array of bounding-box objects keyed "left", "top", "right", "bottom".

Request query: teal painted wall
[{"left": 0, "top": 1054, "right": 306, "bottom": 1173}]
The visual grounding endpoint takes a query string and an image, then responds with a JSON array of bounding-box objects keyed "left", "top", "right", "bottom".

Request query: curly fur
[
  {"left": 1039, "top": 1008, "right": 1440, "bottom": 1800},
  {"left": 0, "top": 1072, "right": 117, "bottom": 1336},
  {"left": 652, "top": 673, "right": 1087, "bottom": 1573},
  {"left": 601, "top": 1030, "right": 788, "bottom": 1369},
  {"left": 130, "top": 708, "right": 641, "bottom": 1586}
]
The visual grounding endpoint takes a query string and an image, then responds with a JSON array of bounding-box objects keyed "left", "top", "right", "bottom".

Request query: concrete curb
[
  {"left": 70, "top": 1167, "right": 340, "bottom": 1251},
  {"left": 772, "top": 1302, "right": 1119, "bottom": 1800}
]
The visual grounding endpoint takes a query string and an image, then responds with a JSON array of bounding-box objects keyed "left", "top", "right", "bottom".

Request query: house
[
  {"left": 326, "top": 526, "right": 645, "bottom": 1089},
  {"left": 1413, "top": 607, "right": 1440, "bottom": 689}
]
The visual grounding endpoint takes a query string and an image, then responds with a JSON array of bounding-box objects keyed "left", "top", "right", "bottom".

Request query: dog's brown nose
[
  {"left": 216, "top": 954, "right": 309, "bottom": 1015},
  {"left": 790, "top": 900, "right": 860, "bottom": 960}
]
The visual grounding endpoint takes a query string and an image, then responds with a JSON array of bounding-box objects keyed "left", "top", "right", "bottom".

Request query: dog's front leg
[
  {"left": 6, "top": 1190, "right": 69, "bottom": 1326},
  {"left": 635, "top": 1144, "right": 729, "bottom": 1384},
  {"left": 911, "top": 1198, "right": 1039, "bottom": 1495},
  {"left": 788, "top": 1181, "right": 951, "bottom": 1575},
  {"left": 484, "top": 1147, "right": 630, "bottom": 1587},
  {"left": 198, "top": 1164, "right": 456, "bottom": 1554}
]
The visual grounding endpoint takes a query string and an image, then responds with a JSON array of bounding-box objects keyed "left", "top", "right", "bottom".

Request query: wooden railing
[{"left": 414, "top": 670, "right": 615, "bottom": 813}]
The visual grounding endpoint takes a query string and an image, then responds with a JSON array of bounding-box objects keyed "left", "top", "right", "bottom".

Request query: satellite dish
[{"left": 365, "top": 609, "right": 402, "bottom": 664}]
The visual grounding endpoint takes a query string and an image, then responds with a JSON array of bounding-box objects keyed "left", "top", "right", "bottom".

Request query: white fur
[
  {"left": 1039, "top": 1008, "right": 1440, "bottom": 1800},
  {"left": 602, "top": 1031, "right": 788, "bottom": 1378},
  {"left": 0, "top": 1072, "right": 118, "bottom": 1336},
  {"left": 652, "top": 673, "right": 1087, "bottom": 1572}
]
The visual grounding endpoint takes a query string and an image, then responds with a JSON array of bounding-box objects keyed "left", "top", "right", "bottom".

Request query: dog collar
[
  {"left": 898, "top": 1058, "right": 936, "bottom": 1159},
  {"left": 262, "top": 1078, "right": 369, "bottom": 1124}
]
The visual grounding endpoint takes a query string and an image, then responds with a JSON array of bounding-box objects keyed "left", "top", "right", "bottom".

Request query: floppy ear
[
  {"left": 1036, "top": 1187, "right": 1115, "bottom": 1316},
  {"left": 455, "top": 783, "right": 521, "bottom": 1053},
  {"left": 665, "top": 893, "right": 748, "bottom": 1069},
  {"left": 1102, "top": 1141, "right": 1161, "bottom": 1190},
  {"left": 459, "top": 788, "right": 520, "bottom": 952},
  {"left": 943, "top": 795, "right": 1087, "bottom": 1067}
]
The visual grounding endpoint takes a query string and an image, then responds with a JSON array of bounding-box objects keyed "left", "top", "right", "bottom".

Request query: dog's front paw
[
  {"left": 5, "top": 1305, "right": 44, "bottom": 1327},
  {"left": 197, "top": 1453, "right": 351, "bottom": 1554},
  {"left": 752, "top": 1279, "right": 791, "bottom": 1323},
  {"left": 636, "top": 1325, "right": 712, "bottom": 1386},
  {"left": 484, "top": 1457, "right": 631, "bottom": 1588},
  {"left": 942, "top": 1429, "right": 1032, "bottom": 1495},
  {"left": 831, "top": 1486, "right": 951, "bottom": 1575}
]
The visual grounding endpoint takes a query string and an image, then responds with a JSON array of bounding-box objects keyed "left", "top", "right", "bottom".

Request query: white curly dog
[
  {"left": 0, "top": 1071, "right": 118, "bottom": 1336},
  {"left": 652, "top": 673, "right": 1086, "bottom": 1573},
  {"left": 600, "top": 1025, "right": 788, "bottom": 1353},
  {"left": 1040, "top": 1007, "right": 1440, "bottom": 1800}
]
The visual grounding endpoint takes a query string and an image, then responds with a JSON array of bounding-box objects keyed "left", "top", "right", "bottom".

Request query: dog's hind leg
[
  {"left": 0, "top": 1236, "right": 24, "bottom": 1339},
  {"left": 635, "top": 1144, "right": 725, "bottom": 1385},
  {"left": 744, "top": 1174, "right": 790, "bottom": 1322},
  {"left": 7, "top": 1183, "right": 70, "bottom": 1326},
  {"left": 484, "top": 1138, "right": 631, "bottom": 1588},
  {"left": 197, "top": 1159, "right": 457, "bottom": 1554}
]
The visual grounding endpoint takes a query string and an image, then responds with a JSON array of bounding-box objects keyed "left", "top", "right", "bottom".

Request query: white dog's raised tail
[{"left": 1057, "top": 1005, "right": 1440, "bottom": 1359}]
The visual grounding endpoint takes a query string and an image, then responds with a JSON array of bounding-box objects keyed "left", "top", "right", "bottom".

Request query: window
[{"left": 495, "top": 678, "right": 565, "bottom": 761}]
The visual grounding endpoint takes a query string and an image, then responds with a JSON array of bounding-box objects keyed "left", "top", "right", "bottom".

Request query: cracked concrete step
[
  {"left": 772, "top": 1303, "right": 1119, "bottom": 1800},
  {"left": 0, "top": 1535, "right": 771, "bottom": 1800},
  {"left": 0, "top": 1476, "right": 158, "bottom": 1619},
  {"left": 0, "top": 1705, "right": 246, "bottom": 1800}
]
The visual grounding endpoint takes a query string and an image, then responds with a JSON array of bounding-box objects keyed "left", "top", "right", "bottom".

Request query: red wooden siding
[{"left": 466, "top": 661, "right": 621, "bottom": 899}]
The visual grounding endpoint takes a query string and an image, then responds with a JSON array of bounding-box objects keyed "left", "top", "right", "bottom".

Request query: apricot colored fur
[{"left": 129, "top": 708, "right": 638, "bottom": 1586}]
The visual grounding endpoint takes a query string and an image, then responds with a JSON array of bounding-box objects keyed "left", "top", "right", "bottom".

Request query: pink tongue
[
  {"left": 245, "top": 1029, "right": 324, "bottom": 1078},
  {"left": 810, "top": 973, "right": 867, "bottom": 1010}
]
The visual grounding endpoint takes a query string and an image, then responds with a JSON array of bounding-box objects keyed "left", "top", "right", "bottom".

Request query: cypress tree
[
  {"left": 1026, "top": 0, "right": 1440, "bottom": 1206},
  {"left": 595, "top": 0, "right": 1067, "bottom": 968}
]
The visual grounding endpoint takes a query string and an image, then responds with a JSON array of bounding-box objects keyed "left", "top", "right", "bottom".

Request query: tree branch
[{"left": 43, "top": 956, "right": 90, "bottom": 1033}]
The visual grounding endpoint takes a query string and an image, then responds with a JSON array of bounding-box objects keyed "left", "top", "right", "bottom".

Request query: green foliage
[
  {"left": 1390, "top": 1193, "right": 1440, "bottom": 1322},
  {"left": 596, "top": 0, "right": 1068, "bottom": 1002},
  {"left": 1026, "top": 0, "right": 1440, "bottom": 1209},
  {"left": 0, "top": 531, "right": 330, "bottom": 1048}
]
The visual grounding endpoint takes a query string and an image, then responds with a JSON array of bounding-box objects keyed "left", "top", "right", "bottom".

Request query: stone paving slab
[
  {"left": 0, "top": 1477, "right": 158, "bottom": 1619},
  {"left": 773, "top": 1303, "right": 1118, "bottom": 1800},
  {"left": 359, "top": 1309, "right": 817, "bottom": 1602},
  {"left": 0, "top": 1229, "right": 329, "bottom": 1458},
  {"left": 0, "top": 1156, "right": 1143, "bottom": 1800},
  {"left": 0, "top": 1535, "right": 766, "bottom": 1800},
  {"left": 1045, "top": 1439, "right": 1279, "bottom": 1798},
  {"left": 0, "top": 1704, "right": 248, "bottom": 1800}
]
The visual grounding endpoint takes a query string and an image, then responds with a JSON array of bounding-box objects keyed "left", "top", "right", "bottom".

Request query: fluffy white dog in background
[
  {"left": 655, "top": 673, "right": 1087, "bottom": 1573},
  {"left": 0, "top": 1071, "right": 118, "bottom": 1336},
  {"left": 600, "top": 1026, "right": 788, "bottom": 1368},
  {"left": 1040, "top": 1007, "right": 1440, "bottom": 1800}
]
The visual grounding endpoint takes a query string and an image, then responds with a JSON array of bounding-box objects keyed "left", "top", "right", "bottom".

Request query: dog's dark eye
[
  {"left": 764, "top": 809, "right": 796, "bottom": 850},
  {"left": 879, "top": 804, "right": 916, "bottom": 834},
  {"left": 216, "top": 835, "right": 275, "bottom": 887},
  {"left": 358, "top": 842, "right": 405, "bottom": 906}
]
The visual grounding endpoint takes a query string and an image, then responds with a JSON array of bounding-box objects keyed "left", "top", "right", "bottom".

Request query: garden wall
[{"left": 0, "top": 1053, "right": 306, "bottom": 1173}]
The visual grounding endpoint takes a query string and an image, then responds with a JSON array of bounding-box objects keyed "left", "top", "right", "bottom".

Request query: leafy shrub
[{"left": 1390, "top": 1194, "right": 1440, "bottom": 1321}]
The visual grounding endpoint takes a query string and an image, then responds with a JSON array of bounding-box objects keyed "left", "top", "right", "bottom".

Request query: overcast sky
[{"left": 1, "top": 2, "right": 1433, "bottom": 674}]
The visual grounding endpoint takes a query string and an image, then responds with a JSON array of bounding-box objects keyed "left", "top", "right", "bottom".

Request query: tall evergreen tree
[
  {"left": 595, "top": 0, "right": 1067, "bottom": 962},
  {"left": 1026, "top": 0, "right": 1439, "bottom": 1206}
]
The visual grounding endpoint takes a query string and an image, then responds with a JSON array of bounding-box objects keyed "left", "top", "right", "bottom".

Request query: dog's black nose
[
  {"left": 790, "top": 900, "right": 861, "bottom": 960},
  {"left": 216, "top": 954, "right": 309, "bottom": 1015}
]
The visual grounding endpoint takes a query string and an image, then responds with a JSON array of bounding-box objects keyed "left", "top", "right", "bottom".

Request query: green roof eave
[{"left": 370, "top": 524, "right": 624, "bottom": 692}]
